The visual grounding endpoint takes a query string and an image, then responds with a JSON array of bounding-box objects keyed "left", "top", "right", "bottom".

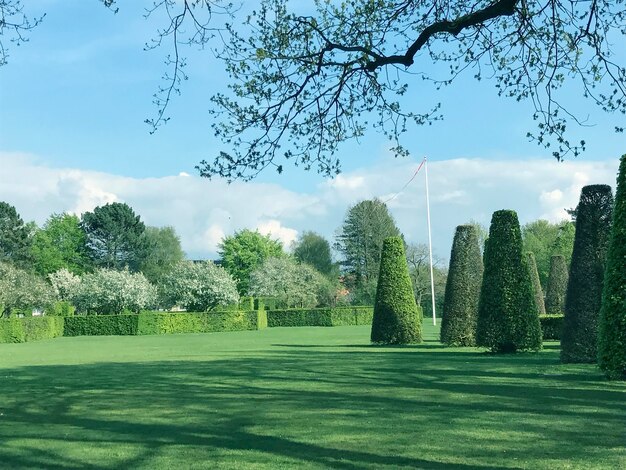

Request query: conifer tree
[
  {"left": 476, "top": 210, "right": 542, "bottom": 353},
  {"left": 526, "top": 252, "right": 546, "bottom": 316},
  {"left": 440, "top": 225, "right": 483, "bottom": 346},
  {"left": 545, "top": 255, "right": 569, "bottom": 315},
  {"left": 598, "top": 155, "right": 626, "bottom": 380},
  {"left": 561, "top": 185, "right": 614, "bottom": 363},
  {"left": 371, "top": 237, "right": 422, "bottom": 344}
]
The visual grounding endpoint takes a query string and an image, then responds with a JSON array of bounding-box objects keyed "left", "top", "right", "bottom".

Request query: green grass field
[{"left": 1, "top": 323, "right": 624, "bottom": 469}]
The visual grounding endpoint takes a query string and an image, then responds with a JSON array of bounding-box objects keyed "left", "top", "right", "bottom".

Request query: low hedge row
[
  {"left": 540, "top": 314, "right": 564, "bottom": 341},
  {"left": 267, "top": 306, "right": 375, "bottom": 328},
  {"left": 64, "top": 310, "right": 267, "bottom": 337},
  {"left": 0, "top": 317, "right": 64, "bottom": 343}
]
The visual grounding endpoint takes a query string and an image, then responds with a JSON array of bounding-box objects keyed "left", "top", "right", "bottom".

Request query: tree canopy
[
  {"left": 335, "top": 199, "right": 401, "bottom": 304},
  {"left": 5, "top": 1, "right": 624, "bottom": 179},
  {"left": 80, "top": 202, "right": 146, "bottom": 271},
  {"left": 218, "top": 229, "right": 284, "bottom": 295},
  {"left": 31, "top": 213, "right": 90, "bottom": 276},
  {"left": 292, "top": 231, "right": 337, "bottom": 278},
  {"left": 0, "top": 201, "right": 33, "bottom": 269}
]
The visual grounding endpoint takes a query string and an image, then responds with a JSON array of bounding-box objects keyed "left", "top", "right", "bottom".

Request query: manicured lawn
[{"left": 1, "top": 323, "right": 624, "bottom": 469}]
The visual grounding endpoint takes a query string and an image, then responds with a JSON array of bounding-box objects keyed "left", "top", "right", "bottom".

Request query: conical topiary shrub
[
  {"left": 598, "top": 155, "right": 626, "bottom": 380},
  {"left": 476, "top": 210, "right": 542, "bottom": 353},
  {"left": 526, "top": 252, "right": 546, "bottom": 316},
  {"left": 371, "top": 237, "right": 422, "bottom": 344},
  {"left": 561, "top": 184, "right": 613, "bottom": 363},
  {"left": 545, "top": 255, "right": 569, "bottom": 315},
  {"left": 440, "top": 225, "right": 483, "bottom": 346}
]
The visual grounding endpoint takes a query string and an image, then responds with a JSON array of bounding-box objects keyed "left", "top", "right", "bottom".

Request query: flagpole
[{"left": 424, "top": 157, "right": 437, "bottom": 326}]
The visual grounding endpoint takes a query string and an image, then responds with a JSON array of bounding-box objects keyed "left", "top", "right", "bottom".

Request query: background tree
[
  {"left": 526, "top": 252, "right": 546, "bottom": 316},
  {"left": 522, "top": 220, "right": 575, "bottom": 289},
  {"left": 371, "top": 237, "right": 422, "bottom": 344},
  {"left": 138, "top": 226, "right": 185, "bottom": 283},
  {"left": 476, "top": 210, "right": 542, "bottom": 353},
  {"left": 561, "top": 185, "right": 614, "bottom": 363},
  {"left": 158, "top": 261, "right": 239, "bottom": 312},
  {"left": 248, "top": 257, "right": 328, "bottom": 309},
  {"left": 0, "top": 201, "right": 33, "bottom": 269},
  {"left": 218, "top": 229, "right": 284, "bottom": 296},
  {"left": 440, "top": 225, "right": 483, "bottom": 347},
  {"left": 405, "top": 243, "right": 447, "bottom": 318},
  {"left": 81, "top": 202, "right": 146, "bottom": 271},
  {"left": 31, "top": 213, "right": 90, "bottom": 275},
  {"left": 48, "top": 268, "right": 81, "bottom": 302},
  {"left": 72, "top": 268, "right": 157, "bottom": 315},
  {"left": 595, "top": 157, "right": 626, "bottom": 379},
  {"left": 544, "top": 255, "right": 569, "bottom": 315},
  {"left": 292, "top": 231, "right": 337, "bottom": 278},
  {"left": 335, "top": 199, "right": 401, "bottom": 305},
  {"left": 0, "top": 262, "right": 54, "bottom": 317}
]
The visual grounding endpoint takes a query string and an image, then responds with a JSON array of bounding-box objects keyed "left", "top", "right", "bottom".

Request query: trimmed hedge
[
  {"left": 526, "top": 252, "right": 546, "bottom": 316},
  {"left": 476, "top": 210, "right": 542, "bottom": 353},
  {"left": 64, "top": 315, "right": 139, "bottom": 336},
  {"left": 561, "top": 184, "right": 614, "bottom": 363},
  {"left": 63, "top": 310, "right": 268, "bottom": 337},
  {"left": 267, "top": 306, "right": 374, "bottom": 327},
  {"left": 598, "top": 154, "right": 626, "bottom": 380},
  {"left": 545, "top": 255, "right": 569, "bottom": 315},
  {"left": 540, "top": 314, "right": 564, "bottom": 341},
  {"left": 138, "top": 310, "right": 266, "bottom": 335},
  {"left": 440, "top": 225, "right": 483, "bottom": 346},
  {"left": 0, "top": 317, "right": 64, "bottom": 343},
  {"left": 371, "top": 237, "right": 422, "bottom": 344}
]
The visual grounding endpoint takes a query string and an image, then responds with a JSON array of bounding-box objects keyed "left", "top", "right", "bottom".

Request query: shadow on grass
[{"left": 1, "top": 343, "right": 624, "bottom": 469}]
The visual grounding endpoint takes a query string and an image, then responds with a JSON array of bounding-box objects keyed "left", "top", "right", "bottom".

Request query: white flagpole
[{"left": 424, "top": 157, "right": 437, "bottom": 326}]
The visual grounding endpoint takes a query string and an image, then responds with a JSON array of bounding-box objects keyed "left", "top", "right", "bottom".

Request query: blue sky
[{"left": 0, "top": 1, "right": 623, "bottom": 260}]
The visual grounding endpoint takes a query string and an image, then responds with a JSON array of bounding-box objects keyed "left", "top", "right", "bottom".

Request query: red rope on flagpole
[{"left": 382, "top": 157, "right": 427, "bottom": 204}]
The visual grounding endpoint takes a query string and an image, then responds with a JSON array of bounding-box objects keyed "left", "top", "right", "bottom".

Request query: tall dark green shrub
[
  {"left": 476, "top": 210, "right": 542, "bottom": 353},
  {"left": 440, "top": 225, "right": 483, "bottom": 346},
  {"left": 598, "top": 155, "right": 626, "bottom": 380},
  {"left": 526, "top": 252, "right": 546, "bottom": 315},
  {"left": 545, "top": 255, "right": 569, "bottom": 315},
  {"left": 371, "top": 237, "right": 422, "bottom": 344},
  {"left": 561, "top": 185, "right": 613, "bottom": 363}
]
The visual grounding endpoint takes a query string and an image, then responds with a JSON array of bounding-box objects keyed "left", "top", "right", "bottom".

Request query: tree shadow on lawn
[{"left": 1, "top": 347, "right": 623, "bottom": 469}]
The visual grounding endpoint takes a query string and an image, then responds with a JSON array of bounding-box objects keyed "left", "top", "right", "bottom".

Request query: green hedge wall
[
  {"left": 539, "top": 314, "right": 564, "bottom": 341},
  {"left": 64, "top": 315, "right": 139, "bottom": 336},
  {"left": 138, "top": 310, "right": 266, "bottom": 335},
  {"left": 267, "top": 306, "right": 374, "bottom": 327},
  {"left": 0, "top": 317, "right": 64, "bottom": 343},
  {"left": 63, "top": 310, "right": 267, "bottom": 337}
]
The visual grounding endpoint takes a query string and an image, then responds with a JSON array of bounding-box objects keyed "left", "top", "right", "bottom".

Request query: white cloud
[
  {"left": 256, "top": 220, "right": 299, "bottom": 249},
  {"left": 0, "top": 152, "right": 619, "bottom": 261}
]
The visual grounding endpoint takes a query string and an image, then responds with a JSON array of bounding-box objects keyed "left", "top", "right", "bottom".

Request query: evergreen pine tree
[
  {"left": 371, "top": 237, "right": 422, "bottom": 344},
  {"left": 545, "top": 255, "right": 569, "bottom": 315},
  {"left": 476, "top": 210, "right": 542, "bottom": 353},
  {"left": 598, "top": 155, "right": 626, "bottom": 379},
  {"left": 526, "top": 252, "right": 546, "bottom": 315},
  {"left": 561, "top": 185, "right": 614, "bottom": 363},
  {"left": 440, "top": 225, "right": 483, "bottom": 346}
]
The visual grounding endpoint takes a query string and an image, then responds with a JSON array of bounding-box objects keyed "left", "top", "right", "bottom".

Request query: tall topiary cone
[
  {"left": 371, "top": 237, "right": 422, "bottom": 344},
  {"left": 545, "top": 255, "right": 569, "bottom": 315},
  {"left": 476, "top": 210, "right": 542, "bottom": 353},
  {"left": 598, "top": 155, "right": 626, "bottom": 380},
  {"left": 561, "top": 185, "right": 613, "bottom": 363},
  {"left": 526, "top": 252, "right": 546, "bottom": 316},
  {"left": 440, "top": 225, "right": 483, "bottom": 346}
]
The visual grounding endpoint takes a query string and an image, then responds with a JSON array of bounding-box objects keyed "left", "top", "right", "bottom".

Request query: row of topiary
[{"left": 437, "top": 154, "right": 625, "bottom": 379}]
